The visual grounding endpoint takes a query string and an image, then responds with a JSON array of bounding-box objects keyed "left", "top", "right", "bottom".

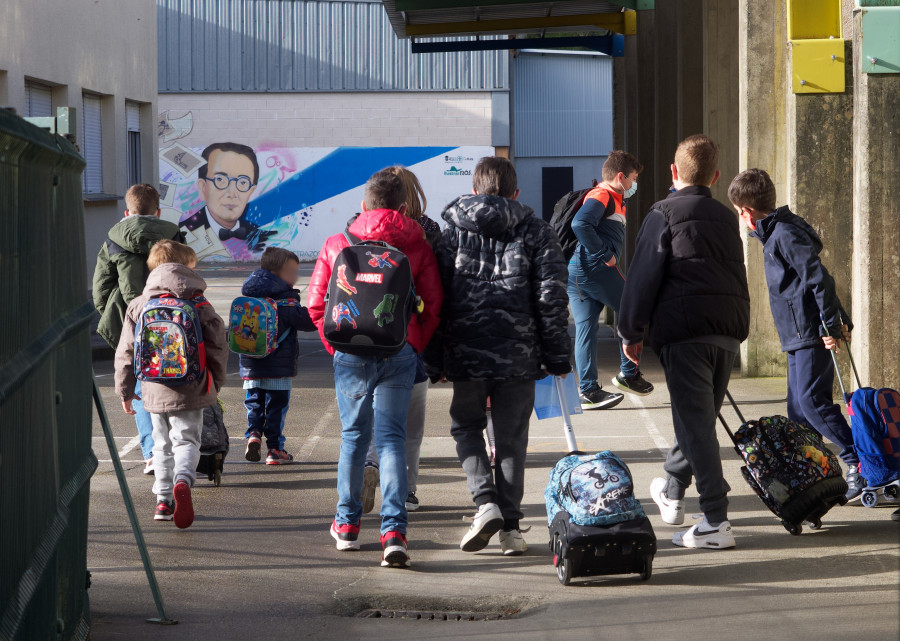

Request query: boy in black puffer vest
[
  {"left": 240, "top": 247, "right": 316, "bottom": 465},
  {"left": 426, "top": 156, "right": 572, "bottom": 557},
  {"left": 619, "top": 135, "right": 750, "bottom": 550}
]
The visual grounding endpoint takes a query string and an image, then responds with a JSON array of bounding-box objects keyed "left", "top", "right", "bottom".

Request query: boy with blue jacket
[
  {"left": 240, "top": 247, "right": 316, "bottom": 465},
  {"left": 728, "top": 169, "right": 863, "bottom": 501}
]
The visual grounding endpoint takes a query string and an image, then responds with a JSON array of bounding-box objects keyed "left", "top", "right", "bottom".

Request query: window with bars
[
  {"left": 126, "top": 101, "right": 142, "bottom": 186},
  {"left": 82, "top": 93, "right": 103, "bottom": 194},
  {"left": 25, "top": 80, "right": 53, "bottom": 118}
]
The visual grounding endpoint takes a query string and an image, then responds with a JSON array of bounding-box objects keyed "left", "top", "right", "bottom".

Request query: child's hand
[
  {"left": 623, "top": 341, "right": 643, "bottom": 365},
  {"left": 605, "top": 255, "right": 618, "bottom": 267},
  {"left": 122, "top": 398, "right": 136, "bottom": 415},
  {"left": 841, "top": 324, "right": 851, "bottom": 343},
  {"left": 822, "top": 335, "right": 842, "bottom": 351}
]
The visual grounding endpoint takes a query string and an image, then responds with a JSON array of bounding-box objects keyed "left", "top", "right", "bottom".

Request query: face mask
[{"left": 623, "top": 180, "right": 638, "bottom": 199}]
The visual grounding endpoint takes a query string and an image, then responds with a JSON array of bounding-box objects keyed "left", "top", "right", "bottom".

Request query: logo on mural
[
  {"left": 444, "top": 154, "right": 474, "bottom": 163},
  {"left": 443, "top": 166, "right": 472, "bottom": 176}
]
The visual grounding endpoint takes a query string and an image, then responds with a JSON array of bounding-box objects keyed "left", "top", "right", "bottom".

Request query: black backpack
[
  {"left": 549, "top": 187, "right": 616, "bottom": 262},
  {"left": 323, "top": 230, "right": 417, "bottom": 357}
]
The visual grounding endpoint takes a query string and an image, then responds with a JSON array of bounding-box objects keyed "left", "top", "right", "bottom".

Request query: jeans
[
  {"left": 660, "top": 342, "right": 734, "bottom": 525},
  {"left": 244, "top": 388, "right": 290, "bottom": 451},
  {"left": 365, "top": 379, "right": 429, "bottom": 493},
  {"left": 334, "top": 343, "right": 417, "bottom": 535},
  {"left": 132, "top": 380, "right": 154, "bottom": 460},
  {"left": 150, "top": 408, "right": 204, "bottom": 502},
  {"left": 567, "top": 261, "right": 636, "bottom": 394},
  {"left": 787, "top": 345, "right": 858, "bottom": 467},
  {"left": 450, "top": 379, "right": 535, "bottom": 521}
]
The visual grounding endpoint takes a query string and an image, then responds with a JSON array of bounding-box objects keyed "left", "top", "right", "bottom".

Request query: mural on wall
[{"left": 157, "top": 111, "right": 493, "bottom": 262}]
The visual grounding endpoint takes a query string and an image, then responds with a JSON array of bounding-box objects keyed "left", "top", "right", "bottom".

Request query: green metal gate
[{"left": 0, "top": 108, "right": 97, "bottom": 640}]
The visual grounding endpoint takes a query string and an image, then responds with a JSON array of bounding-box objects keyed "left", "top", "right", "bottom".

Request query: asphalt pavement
[{"left": 86, "top": 263, "right": 900, "bottom": 641}]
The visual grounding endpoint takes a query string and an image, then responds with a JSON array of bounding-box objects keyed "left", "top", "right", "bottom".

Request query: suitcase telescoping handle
[
  {"left": 717, "top": 390, "right": 746, "bottom": 454},
  {"left": 820, "top": 316, "right": 863, "bottom": 405}
]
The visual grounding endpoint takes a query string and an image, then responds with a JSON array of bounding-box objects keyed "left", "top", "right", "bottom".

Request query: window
[
  {"left": 82, "top": 93, "right": 103, "bottom": 194},
  {"left": 126, "top": 101, "right": 142, "bottom": 186},
  {"left": 25, "top": 80, "right": 53, "bottom": 118}
]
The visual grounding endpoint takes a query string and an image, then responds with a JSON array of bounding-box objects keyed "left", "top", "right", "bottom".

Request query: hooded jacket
[
  {"left": 115, "top": 263, "right": 228, "bottom": 412},
  {"left": 238, "top": 268, "right": 316, "bottom": 379},
  {"left": 307, "top": 209, "right": 443, "bottom": 355},
  {"left": 425, "top": 194, "right": 572, "bottom": 381},
  {"left": 751, "top": 206, "right": 851, "bottom": 352},
  {"left": 92, "top": 215, "right": 183, "bottom": 348}
]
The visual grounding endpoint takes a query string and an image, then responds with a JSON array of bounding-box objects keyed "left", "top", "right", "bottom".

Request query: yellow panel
[
  {"left": 624, "top": 10, "right": 637, "bottom": 36},
  {"left": 792, "top": 38, "right": 846, "bottom": 93},
  {"left": 787, "top": 0, "right": 842, "bottom": 40}
]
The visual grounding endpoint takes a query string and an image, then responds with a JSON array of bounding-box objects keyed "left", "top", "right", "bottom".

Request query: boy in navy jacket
[
  {"left": 240, "top": 247, "right": 316, "bottom": 465},
  {"left": 728, "top": 169, "right": 863, "bottom": 501}
]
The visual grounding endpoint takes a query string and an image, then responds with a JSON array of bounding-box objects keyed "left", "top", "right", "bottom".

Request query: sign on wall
[{"left": 158, "top": 119, "right": 492, "bottom": 262}]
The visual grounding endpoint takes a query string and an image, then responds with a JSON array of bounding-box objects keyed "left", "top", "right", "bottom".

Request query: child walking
[
  {"left": 115, "top": 240, "right": 228, "bottom": 528},
  {"left": 239, "top": 247, "right": 316, "bottom": 465}
]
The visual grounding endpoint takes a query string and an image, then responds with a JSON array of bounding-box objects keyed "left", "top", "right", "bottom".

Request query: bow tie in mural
[{"left": 219, "top": 226, "right": 249, "bottom": 241}]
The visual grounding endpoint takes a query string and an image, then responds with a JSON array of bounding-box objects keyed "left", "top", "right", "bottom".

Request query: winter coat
[
  {"left": 92, "top": 215, "right": 183, "bottom": 348},
  {"left": 571, "top": 182, "right": 627, "bottom": 275},
  {"left": 307, "top": 209, "right": 443, "bottom": 355},
  {"left": 751, "top": 206, "right": 851, "bottom": 352},
  {"left": 115, "top": 263, "right": 228, "bottom": 412},
  {"left": 238, "top": 268, "right": 316, "bottom": 379},
  {"left": 425, "top": 194, "right": 572, "bottom": 382},
  {"left": 618, "top": 186, "right": 750, "bottom": 351}
]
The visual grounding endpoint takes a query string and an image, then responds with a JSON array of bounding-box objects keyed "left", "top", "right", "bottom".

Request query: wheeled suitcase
[
  {"left": 718, "top": 391, "right": 847, "bottom": 535},
  {"left": 196, "top": 399, "right": 228, "bottom": 486}
]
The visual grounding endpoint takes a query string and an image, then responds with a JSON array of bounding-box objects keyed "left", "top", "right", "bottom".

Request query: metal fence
[{"left": 0, "top": 108, "right": 97, "bottom": 641}]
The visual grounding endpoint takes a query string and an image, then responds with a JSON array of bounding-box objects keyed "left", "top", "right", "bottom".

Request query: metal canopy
[{"left": 382, "top": 1, "right": 646, "bottom": 39}]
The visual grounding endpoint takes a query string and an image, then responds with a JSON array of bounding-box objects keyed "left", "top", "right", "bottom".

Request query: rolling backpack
[
  {"left": 322, "top": 230, "right": 418, "bottom": 357},
  {"left": 134, "top": 294, "right": 209, "bottom": 386},
  {"left": 227, "top": 296, "right": 302, "bottom": 357},
  {"left": 548, "top": 187, "right": 615, "bottom": 262}
]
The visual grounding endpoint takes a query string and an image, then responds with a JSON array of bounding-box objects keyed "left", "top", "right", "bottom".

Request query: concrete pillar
[{"left": 851, "top": 8, "right": 900, "bottom": 387}]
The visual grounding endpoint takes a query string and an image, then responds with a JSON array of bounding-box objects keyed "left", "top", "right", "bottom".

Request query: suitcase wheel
[
  {"left": 883, "top": 484, "right": 899, "bottom": 501},
  {"left": 804, "top": 518, "right": 822, "bottom": 530},
  {"left": 783, "top": 521, "right": 802, "bottom": 536},
  {"left": 861, "top": 490, "right": 878, "bottom": 508},
  {"left": 213, "top": 452, "right": 223, "bottom": 487},
  {"left": 640, "top": 556, "right": 653, "bottom": 581},
  {"left": 556, "top": 555, "right": 573, "bottom": 586}
]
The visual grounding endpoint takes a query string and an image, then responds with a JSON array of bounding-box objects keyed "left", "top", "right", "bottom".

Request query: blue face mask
[{"left": 623, "top": 180, "right": 638, "bottom": 199}]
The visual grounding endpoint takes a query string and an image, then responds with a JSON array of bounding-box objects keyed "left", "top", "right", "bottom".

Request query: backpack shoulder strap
[{"left": 344, "top": 228, "right": 363, "bottom": 245}]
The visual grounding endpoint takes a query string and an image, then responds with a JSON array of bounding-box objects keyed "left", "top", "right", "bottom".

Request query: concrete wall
[{"left": 0, "top": 0, "right": 158, "bottom": 279}]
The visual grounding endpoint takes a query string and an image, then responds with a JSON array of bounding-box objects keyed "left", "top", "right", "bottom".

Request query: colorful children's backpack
[
  {"left": 322, "top": 230, "right": 418, "bottom": 357},
  {"left": 545, "top": 452, "right": 646, "bottom": 528},
  {"left": 227, "top": 296, "right": 301, "bottom": 358},
  {"left": 849, "top": 387, "right": 900, "bottom": 487},
  {"left": 134, "top": 294, "right": 209, "bottom": 386}
]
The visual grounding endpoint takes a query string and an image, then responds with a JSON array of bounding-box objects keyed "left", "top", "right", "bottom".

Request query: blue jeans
[
  {"left": 567, "top": 261, "right": 636, "bottom": 394},
  {"left": 132, "top": 380, "right": 154, "bottom": 460},
  {"left": 244, "top": 388, "right": 290, "bottom": 451},
  {"left": 333, "top": 343, "right": 417, "bottom": 535}
]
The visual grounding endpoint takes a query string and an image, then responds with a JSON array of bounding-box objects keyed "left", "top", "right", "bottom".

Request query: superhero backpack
[
  {"left": 227, "top": 296, "right": 301, "bottom": 358},
  {"left": 323, "top": 230, "right": 417, "bottom": 357},
  {"left": 548, "top": 186, "right": 615, "bottom": 262},
  {"left": 134, "top": 294, "right": 208, "bottom": 386}
]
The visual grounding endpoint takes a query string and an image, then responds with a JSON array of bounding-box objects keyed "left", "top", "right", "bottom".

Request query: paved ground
[{"left": 87, "top": 263, "right": 900, "bottom": 641}]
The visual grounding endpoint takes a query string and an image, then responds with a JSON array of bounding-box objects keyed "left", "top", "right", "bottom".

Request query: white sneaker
[
  {"left": 460, "top": 503, "right": 504, "bottom": 552},
  {"left": 362, "top": 464, "right": 379, "bottom": 514},
  {"left": 143, "top": 458, "right": 154, "bottom": 475},
  {"left": 499, "top": 529, "right": 527, "bottom": 556},
  {"left": 672, "top": 518, "right": 736, "bottom": 549},
  {"left": 650, "top": 477, "right": 684, "bottom": 525}
]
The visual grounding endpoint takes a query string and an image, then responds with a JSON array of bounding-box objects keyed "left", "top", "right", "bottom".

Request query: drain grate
[{"left": 355, "top": 609, "right": 513, "bottom": 621}]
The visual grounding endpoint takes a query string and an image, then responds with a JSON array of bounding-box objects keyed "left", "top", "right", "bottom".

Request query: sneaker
[
  {"left": 650, "top": 477, "right": 685, "bottom": 525},
  {"left": 460, "top": 502, "right": 504, "bottom": 552},
  {"left": 154, "top": 499, "right": 174, "bottom": 521},
  {"left": 362, "top": 464, "right": 379, "bottom": 514},
  {"left": 405, "top": 491, "right": 420, "bottom": 512},
  {"left": 265, "top": 448, "right": 294, "bottom": 465},
  {"left": 672, "top": 517, "right": 735, "bottom": 549},
  {"left": 173, "top": 480, "right": 194, "bottom": 529},
  {"left": 245, "top": 432, "right": 262, "bottom": 462},
  {"left": 330, "top": 520, "right": 361, "bottom": 551},
  {"left": 380, "top": 531, "right": 411, "bottom": 568},
  {"left": 612, "top": 372, "right": 654, "bottom": 396},
  {"left": 143, "top": 458, "right": 155, "bottom": 476},
  {"left": 499, "top": 529, "right": 527, "bottom": 556},
  {"left": 579, "top": 387, "right": 624, "bottom": 411},
  {"left": 844, "top": 467, "right": 866, "bottom": 502}
]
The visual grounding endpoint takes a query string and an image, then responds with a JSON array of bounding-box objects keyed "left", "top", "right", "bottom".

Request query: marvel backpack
[
  {"left": 548, "top": 187, "right": 615, "bottom": 262},
  {"left": 322, "top": 230, "right": 417, "bottom": 357},
  {"left": 545, "top": 451, "right": 646, "bottom": 528},
  {"left": 134, "top": 294, "right": 208, "bottom": 386},
  {"left": 227, "top": 296, "right": 301, "bottom": 357}
]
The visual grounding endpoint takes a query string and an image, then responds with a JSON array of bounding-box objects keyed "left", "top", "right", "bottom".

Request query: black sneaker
[
  {"left": 405, "top": 492, "right": 420, "bottom": 512},
  {"left": 612, "top": 372, "right": 654, "bottom": 396},
  {"left": 154, "top": 499, "right": 174, "bottom": 521},
  {"left": 579, "top": 387, "right": 624, "bottom": 410},
  {"left": 844, "top": 467, "right": 866, "bottom": 502}
]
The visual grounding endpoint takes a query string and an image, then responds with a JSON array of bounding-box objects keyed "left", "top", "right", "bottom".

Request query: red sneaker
[
  {"left": 154, "top": 500, "right": 174, "bottom": 521},
  {"left": 330, "top": 520, "right": 360, "bottom": 551},
  {"left": 266, "top": 449, "right": 294, "bottom": 465},
  {"left": 380, "top": 531, "right": 410, "bottom": 568},
  {"left": 173, "top": 480, "right": 194, "bottom": 529}
]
